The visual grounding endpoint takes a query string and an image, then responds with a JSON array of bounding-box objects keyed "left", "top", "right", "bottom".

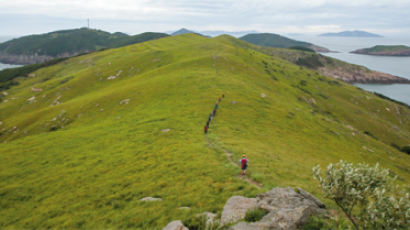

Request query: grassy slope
[
  {"left": 239, "top": 33, "right": 329, "bottom": 52},
  {"left": 0, "top": 34, "right": 409, "bottom": 229}
]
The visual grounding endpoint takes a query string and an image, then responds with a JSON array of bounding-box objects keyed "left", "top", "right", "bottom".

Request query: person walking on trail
[
  {"left": 240, "top": 154, "right": 248, "bottom": 175},
  {"left": 214, "top": 103, "right": 219, "bottom": 110},
  {"left": 213, "top": 109, "right": 217, "bottom": 116},
  {"left": 208, "top": 113, "right": 213, "bottom": 122},
  {"left": 218, "top": 97, "right": 222, "bottom": 102},
  {"left": 204, "top": 125, "right": 209, "bottom": 134}
]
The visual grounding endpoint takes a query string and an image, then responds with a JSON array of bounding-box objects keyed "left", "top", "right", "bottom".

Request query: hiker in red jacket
[
  {"left": 204, "top": 125, "right": 209, "bottom": 134},
  {"left": 240, "top": 154, "right": 248, "bottom": 175}
]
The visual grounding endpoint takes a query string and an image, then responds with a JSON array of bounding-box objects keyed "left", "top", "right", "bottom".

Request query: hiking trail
[{"left": 206, "top": 136, "right": 263, "bottom": 189}]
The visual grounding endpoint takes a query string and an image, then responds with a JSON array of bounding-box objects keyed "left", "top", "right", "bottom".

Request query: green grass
[{"left": 0, "top": 34, "right": 409, "bottom": 229}]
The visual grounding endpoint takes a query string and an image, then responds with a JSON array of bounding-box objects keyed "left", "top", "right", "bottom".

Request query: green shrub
[
  {"left": 313, "top": 161, "right": 409, "bottom": 230},
  {"left": 244, "top": 208, "right": 268, "bottom": 222},
  {"left": 401, "top": 146, "right": 410, "bottom": 154}
]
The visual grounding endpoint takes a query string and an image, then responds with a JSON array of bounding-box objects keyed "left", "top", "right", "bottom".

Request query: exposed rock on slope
[
  {"left": 162, "top": 220, "right": 188, "bottom": 230},
  {"left": 221, "top": 196, "right": 257, "bottom": 225},
  {"left": 225, "top": 187, "right": 327, "bottom": 230}
]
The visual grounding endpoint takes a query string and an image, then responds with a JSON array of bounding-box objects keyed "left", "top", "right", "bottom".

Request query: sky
[{"left": 0, "top": 0, "right": 409, "bottom": 37}]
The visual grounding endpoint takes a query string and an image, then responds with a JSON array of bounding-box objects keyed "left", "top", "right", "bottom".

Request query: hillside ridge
[
  {"left": 0, "top": 28, "right": 168, "bottom": 65},
  {"left": 0, "top": 33, "right": 408, "bottom": 229}
]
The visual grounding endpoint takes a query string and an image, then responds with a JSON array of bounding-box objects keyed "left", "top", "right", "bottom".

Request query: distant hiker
[
  {"left": 214, "top": 103, "right": 219, "bottom": 110},
  {"left": 206, "top": 120, "right": 210, "bottom": 127},
  {"left": 209, "top": 113, "right": 213, "bottom": 121},
  {"left": 222, "top": 94, "right": 225, "bottom": 98},
  {"left": 240, "top": 154, "right": 248, "bottom": 175},
  {"left": 218, "top": 97, "right": 222, "bottom": 102},
  {"left": 213, "top": 109, "right": 216, "bottom": 116},
  {"left": 204, "top": 125, "right": 209, "bottom": 134}
]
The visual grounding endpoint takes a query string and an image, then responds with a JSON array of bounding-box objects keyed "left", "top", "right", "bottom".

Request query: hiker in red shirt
[
  {"left": 240, "top": 154, "right": 248, "bottom": 175},
  {"left": 204, "top": 125, "right": 209, "bottom": 134}
]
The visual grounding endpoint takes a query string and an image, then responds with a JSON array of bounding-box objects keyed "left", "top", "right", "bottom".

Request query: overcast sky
[{"left": 1, "top": 0, "right": 409, "bottom": 37}]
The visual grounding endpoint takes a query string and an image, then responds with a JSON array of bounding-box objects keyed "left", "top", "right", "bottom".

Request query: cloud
[{"left": 0, "top": 0, "right": 409, "bottom": 36}]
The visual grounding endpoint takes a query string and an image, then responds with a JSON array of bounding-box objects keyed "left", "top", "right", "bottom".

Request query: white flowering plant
[{"left": 313, "top": 160, "right": 409, "bottom": 230}]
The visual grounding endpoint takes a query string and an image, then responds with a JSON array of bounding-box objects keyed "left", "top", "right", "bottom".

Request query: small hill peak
[{"left": 171, "top": 28, "right": 197, "bottom": 36}]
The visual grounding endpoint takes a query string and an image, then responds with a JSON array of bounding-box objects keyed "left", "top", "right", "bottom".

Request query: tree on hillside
[{"left": 313, "top": 161, "right": 409, "bottom": 229}]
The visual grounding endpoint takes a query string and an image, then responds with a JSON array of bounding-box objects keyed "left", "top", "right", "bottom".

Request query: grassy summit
[
  {"left": 0, "top": 34, "right": 409, "bottom": 229},
  {"left": 240, "top": 33, "right": 330, "bottom": 52}
]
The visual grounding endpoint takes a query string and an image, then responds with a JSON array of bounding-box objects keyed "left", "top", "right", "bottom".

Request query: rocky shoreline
[{"left": 318, "top": 66, "right": 410, "bottom": 84}]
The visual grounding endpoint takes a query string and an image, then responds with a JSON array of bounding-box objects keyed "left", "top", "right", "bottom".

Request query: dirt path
[{"left": 206, "top": 136, "right": 262, "bottom": 189}]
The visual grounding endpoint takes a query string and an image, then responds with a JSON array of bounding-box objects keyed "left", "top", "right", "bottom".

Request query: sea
[
  {"left": 289, "top": 35, "right": 410, "bottom": 105},
  {"left": 0, "top": 35, "right": 409, "bottom": 105}
]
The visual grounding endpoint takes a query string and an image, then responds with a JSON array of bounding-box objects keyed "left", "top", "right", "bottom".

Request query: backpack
[{"left": 241, "top": 158, "right": 247, "bottom": 168}]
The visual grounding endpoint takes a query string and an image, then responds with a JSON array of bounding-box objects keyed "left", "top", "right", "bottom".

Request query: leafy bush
[
  {"left": 391, "top": 143, "right": 410, "bottom": 155},
  {"left": 244, "top": 208, "right": 268, "bottom": 222},
  {"left": 401, "top": 146, "right": 410, "bottom": 154},
  {"left": 290, "top": 46, "right": 315, "bottom": 52},
  {"left": 296, "top": 55, "right": 324, "bottom": 69},
  {"left": 313, "top": 161, "right": 409, "bottom": 230}
]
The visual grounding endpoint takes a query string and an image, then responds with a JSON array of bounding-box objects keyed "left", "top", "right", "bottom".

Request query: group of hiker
[
  {"left": 203, "top": 94, "right": 249, "bottom": 175},
  {"left": 204, "top": 94, "right": 224, "bottom": 134}
]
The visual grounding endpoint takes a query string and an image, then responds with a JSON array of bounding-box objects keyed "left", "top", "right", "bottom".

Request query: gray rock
[
  {"left": 228, "top": 187, "right": 326, "bottom": 230},
  {"left": 162, "top": 220, "right": 188, "bottom": 230},
  {"left": 221, "top": 196, "right": 257, "bottom": 225},
  {"left": 297, "top": 188, "right": 325, "bottom": 209},
  {"left": 140, "top": 197, "right": 162, "bottom": 202},
  {"left": 197, "top": 212, "right": 218, "bottom": 229},
  {"left": 230, "top": 221, "right": 262, "bottom": 230}
]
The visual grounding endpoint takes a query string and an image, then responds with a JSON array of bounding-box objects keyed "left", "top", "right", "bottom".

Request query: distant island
[
  {"left": 351, "top": 45, "right": 410, "bottom": 56},
  {"left": 319, "top": 30, "right": 382, "bottom": 37},
  {"left": 240, "top": 33, "right": 330, "bottom": 52},
  {"left": 0, "top": 28, "right": 168, "bottom": 65}
]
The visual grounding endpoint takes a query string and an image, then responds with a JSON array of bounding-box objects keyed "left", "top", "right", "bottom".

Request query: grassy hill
[
  {"left": 0, "top": 34, "right": 409, "bottom": 229},
  {"left": 240, "top": 33, "right": 330, "bottom": 52},
  {"left": 0, "top": 28, "right": 168, "bottom": 64},
  {"left": 352, "top": 45, "right": 410, "bottom": 56}
]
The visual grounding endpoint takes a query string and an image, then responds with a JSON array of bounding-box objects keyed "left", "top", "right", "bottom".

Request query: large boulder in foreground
[
  {"left": 221, "top": 196, "right": 257, "bottom": 225},
  {"left": 228, "top": 187, "right": 326, "bottom": 230},
  {"left": 162, "top": 220, "right": 188, "bottom": 230}
]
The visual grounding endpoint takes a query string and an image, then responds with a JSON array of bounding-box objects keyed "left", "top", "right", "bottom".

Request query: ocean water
[
  {"left": 0, "top": 62, "right": 20, "bottom": 71},
  {"left": 289, "top": 35, "right": 410, "bottom": 105}
]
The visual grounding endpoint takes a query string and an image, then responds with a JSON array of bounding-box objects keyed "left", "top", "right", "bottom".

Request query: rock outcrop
[
  {"left": 221, "top": 196, "right": 257, "bottom": 226},
  {"left": 318, "top": 66, "right": 410, "bottom": 84},
  {"left": 140, "top": 197, "right": 162, "bottom": 202},
  {"left": 225, "top": 187, "right": 326, "bottom": 230},
  {"left": 162, "top": 220, "right": 188, "bottom": 230}
]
